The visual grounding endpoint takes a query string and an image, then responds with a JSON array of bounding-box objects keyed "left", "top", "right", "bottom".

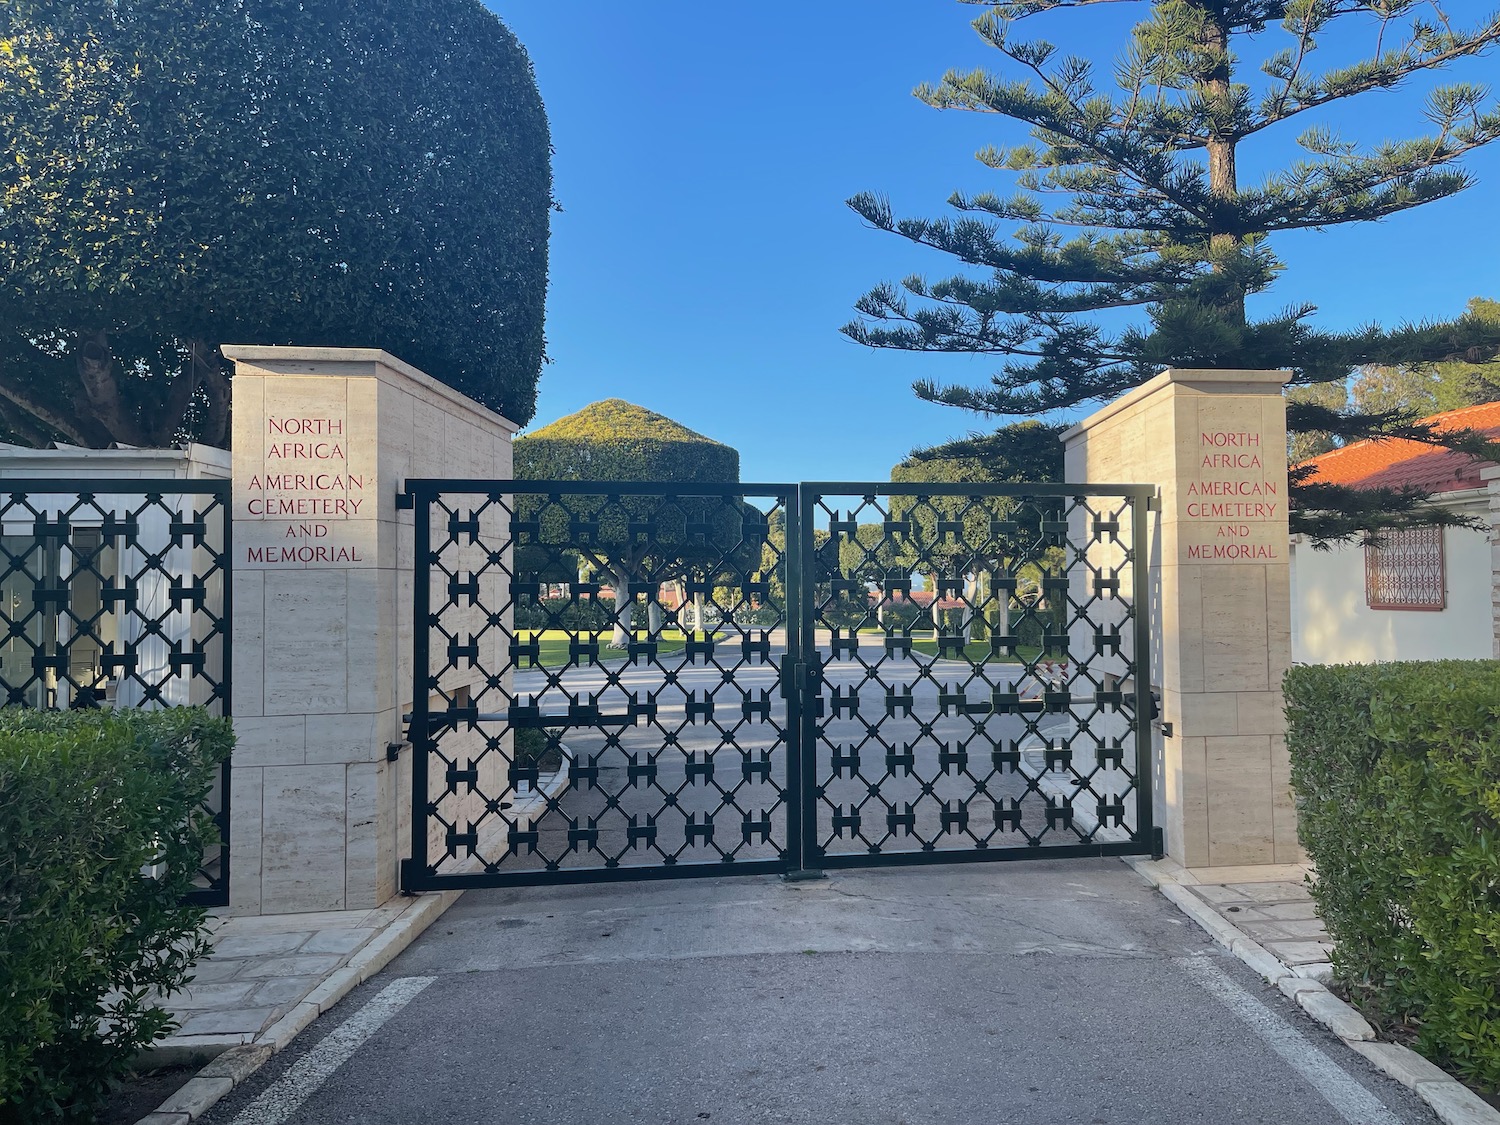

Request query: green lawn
[
  {"left": 853, "top": 628, "right": 1052, "bottom": 665},
  {"left": 909, "top": 638, "right": 1046, "bottom": 665},
  {"left": 514, "top": 629, "right": 711, "bottom": 668}
]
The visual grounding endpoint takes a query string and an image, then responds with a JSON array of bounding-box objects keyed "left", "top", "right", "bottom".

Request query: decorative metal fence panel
[
  {"left": 403, "top": 479, "right": 1157, "bottom": 891},
  {"left": 797, "top": 483, "right": 1157, "bottom": 869},
  {"left": 403, "top": 481, "right": 799, "bottom": 889},
  {"left": 0, "top": 480, "right": 232, "bottom": 905}
]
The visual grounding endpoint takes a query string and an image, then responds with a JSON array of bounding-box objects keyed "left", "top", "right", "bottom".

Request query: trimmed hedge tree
[
  {"left": 1285, "top": 660, "right": 1500, "bottom": 1092},
  {"left": 0, "top": 0, "right": 550, "bottom": 447},
  {"left": 0, "top": 708, "right": 233, "bottom": 1122},
  {"left": 514, "top": 401, "right": 742, "bottom": 645}
]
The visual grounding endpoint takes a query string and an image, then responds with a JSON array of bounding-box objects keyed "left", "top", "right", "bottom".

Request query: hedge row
[
  {"left": 0, "top": 707, "right": 233, "bottom": 1122},
  {"left": 1285, "top": 660, "right": 1500, "bottom": 1092}
]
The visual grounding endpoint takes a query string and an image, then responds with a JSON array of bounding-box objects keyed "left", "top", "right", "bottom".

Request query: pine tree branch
[
  {"left": 1250, "top": 19, "right": 1500, "bottom": 138},
  {"left": 920, "top": 70, "right": 1216, "bottom": 223},
  {"left": 960, "top": 0, "right": 1144, "bottom": 14},
  {"left": 848, "top": 194, "right": 1206, "bottom": 287},
  {"left": 1289, "top": 476, "right": 1485, "bottom": 543},
  {"left": 905, "top": 271, "right": 1164, "bottom": 315},
  {"left": 1240, "top": 121, "right": 1500, "bottom": 232}
]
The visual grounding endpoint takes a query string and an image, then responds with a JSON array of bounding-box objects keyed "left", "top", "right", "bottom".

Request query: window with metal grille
[{"left": 1365, "top": 526, "right": 1445, "bottom": 610}]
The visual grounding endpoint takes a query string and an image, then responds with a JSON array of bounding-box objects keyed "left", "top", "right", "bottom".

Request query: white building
[
  {"left": 1291, "top": 402, "right": 1499, "bottom": 665},
  {"left": 0, "top": 442, "right": 230, "bottom": 709}
]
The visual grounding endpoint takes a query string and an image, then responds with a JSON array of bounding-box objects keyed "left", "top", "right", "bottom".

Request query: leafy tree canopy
[
  {"left": 0, "top": 0, "right": 550, "bottom": 448},
  {"left": 845, "top": 0, "right": 1500, "bottom": 540},
  {"left": 895, "top": 419, "right": 1066, "bottom": 484}
]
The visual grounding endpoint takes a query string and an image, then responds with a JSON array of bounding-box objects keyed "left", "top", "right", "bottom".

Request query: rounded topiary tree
[
  {"left": 0, "top": 0, "right": 550, "bottom": 447},
  {"left": 514, "top": 400, "right": 741, "bottom": 645}
]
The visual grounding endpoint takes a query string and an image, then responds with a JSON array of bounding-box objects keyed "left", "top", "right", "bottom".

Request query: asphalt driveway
[{"left": 200, "top": 860, "right": 1436, "bottom": 1125}]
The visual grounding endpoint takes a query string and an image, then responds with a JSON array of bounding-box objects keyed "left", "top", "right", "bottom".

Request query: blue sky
[{"left": 487, "top": 1, "right": 1500, "bottom": 483}]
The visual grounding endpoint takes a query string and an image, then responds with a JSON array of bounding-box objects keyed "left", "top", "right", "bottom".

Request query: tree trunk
[
  {"left": 75, "top": 330, "right": 144, "bottom": 445},
  {"left": 611, "top": 569, "right": 633, "bottom": 648},
  {"left": 152, "top": 341, "right": 205, "bottom": 446},
  {"left": 693, "top": 592, "right": 707, "bottom": 637},
  {"left": 960, "top": 573, "right": 976, "bottom": 645},
  {"left": 647, "top": 594, "right": 662, "bottom": 635},
  {"left": 1200, "top": 6, "right": 1245, "bottom": 326},
  {"left": 199, "top": 357, "right": 231, "bottom": 448},
  {"left": 0, "top": 376, "right": 95, "bottom": 446},
  {"left": 993, "top": 574, "right": 1010, "bottom": 640}
]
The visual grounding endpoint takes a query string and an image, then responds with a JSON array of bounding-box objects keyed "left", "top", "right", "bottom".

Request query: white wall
[{"left": 1291, "top": 492, "right": 1492, "bottom": 664}]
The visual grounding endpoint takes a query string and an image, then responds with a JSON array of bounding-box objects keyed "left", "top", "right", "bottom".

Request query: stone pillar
[
  {"left": 1064, "top": 369, "right": 1296, "bottom": 868},
  {"left": 222, "top": 346, "right": 516, "bottom": 914}
]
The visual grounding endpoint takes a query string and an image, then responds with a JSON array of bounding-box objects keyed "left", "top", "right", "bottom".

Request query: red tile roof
[{"left": 1298, "top": 400, "right": 1500, "bottom": 495}]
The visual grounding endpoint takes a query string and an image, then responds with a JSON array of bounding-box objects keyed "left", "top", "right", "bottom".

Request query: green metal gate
[{"left": 401, "top": 479, "right": 1159, "bottom": 890}]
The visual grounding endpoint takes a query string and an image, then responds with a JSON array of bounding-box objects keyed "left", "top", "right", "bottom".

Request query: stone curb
[
  {"left": 132, "top": 889, "right": 461, "bottom": 1125},
  {"left": 1126, "top": 857, "right": 1500, "bottom": 1125}
]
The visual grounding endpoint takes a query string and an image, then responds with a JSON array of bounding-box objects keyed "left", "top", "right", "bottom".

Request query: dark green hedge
[
  {"left": 513, "top": 596, "right": 615, "bottom": 632},
  {"left": 2, "top": 0, "right": 549, "bottom": 444},
  {"left": 0, "top": 708, "right": 233, "bottom": 1122},
  {"left": 1285, "top": 661, "right": 1500, "bottom": 1092}
]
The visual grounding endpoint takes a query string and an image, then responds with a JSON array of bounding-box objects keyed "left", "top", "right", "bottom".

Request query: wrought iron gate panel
[
  {"left": 799, "top": 483, "right": 1156, "bottom": 868},
  {"left": 404, "top": 478, "right": 1156, "bottom": 891},
  {"left": 404, "top": 481, "right": 800, "bottom": 889},
  {"left": 0, "top": 479, "right": 232, "bottom": 905}
]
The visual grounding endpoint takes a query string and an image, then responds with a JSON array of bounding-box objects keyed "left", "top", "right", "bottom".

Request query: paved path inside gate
[{"left": 197, "top": 860, "right": 1437, "bottom": 1125}]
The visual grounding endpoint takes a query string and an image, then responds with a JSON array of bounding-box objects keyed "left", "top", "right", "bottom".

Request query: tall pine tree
[{"left": 845, "top": 0, "right": 1500, "bottom": 540}]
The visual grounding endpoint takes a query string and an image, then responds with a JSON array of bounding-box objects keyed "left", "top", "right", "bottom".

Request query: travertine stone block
[
  {"left": 225, "top": 347, "right": 517, "bottom": 914},
  {"left": 231, "top": 716, "right": 307, "bottom": 768},
  {"left": 263, "top": 570, "right": 348, "bottom": 715},
  {"left": 232, "top": 569, "right": 266, "bottom": 718},
  {"left": 1065, "top": 368, "right": 1293, "bottom": 867},
  {"left": 305, "top": 712, "right": 384, "bottom": 765},
  {"left": 261, "top": 764, "right": 348, "bottom": 913},
  {"left": 227, "top": 766, "right": 264, "bottom": 915}
]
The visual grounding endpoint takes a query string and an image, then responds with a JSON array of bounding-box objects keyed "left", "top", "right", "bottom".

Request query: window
[{"left": 1365, "top": 526, "right": 1445, "bottom": 610}]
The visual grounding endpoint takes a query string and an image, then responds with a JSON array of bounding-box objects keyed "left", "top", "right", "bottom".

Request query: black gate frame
[{"left": 402, "top": 478, "right": 1158, "bottom": 891}]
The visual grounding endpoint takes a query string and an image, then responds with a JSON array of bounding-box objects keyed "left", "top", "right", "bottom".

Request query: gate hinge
[
  {"left": 396, "top": 486, "right": 415, "bottom": 510},
  {"left": 386, "top": 740, "right": 408, "bottom": 762},
  {"left": 1145, "top": 491, "right": 1162, "bottom": 513}
]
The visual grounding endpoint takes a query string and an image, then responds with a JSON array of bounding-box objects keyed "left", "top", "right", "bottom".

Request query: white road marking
[
  {"left": 1178, "top": 956, "right": 1402, "bottom": 1125},
  {"left": 228, "top": 975, "right": 436, "bottom": 1125}
]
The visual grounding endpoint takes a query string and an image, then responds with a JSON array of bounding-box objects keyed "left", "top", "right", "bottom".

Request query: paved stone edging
[
  {"left": 134, "top": 889, "right": 461, "bottom": 1125},
  {"left": 1128, "top": 857, "right": 1500, "bottom": 1125}
]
